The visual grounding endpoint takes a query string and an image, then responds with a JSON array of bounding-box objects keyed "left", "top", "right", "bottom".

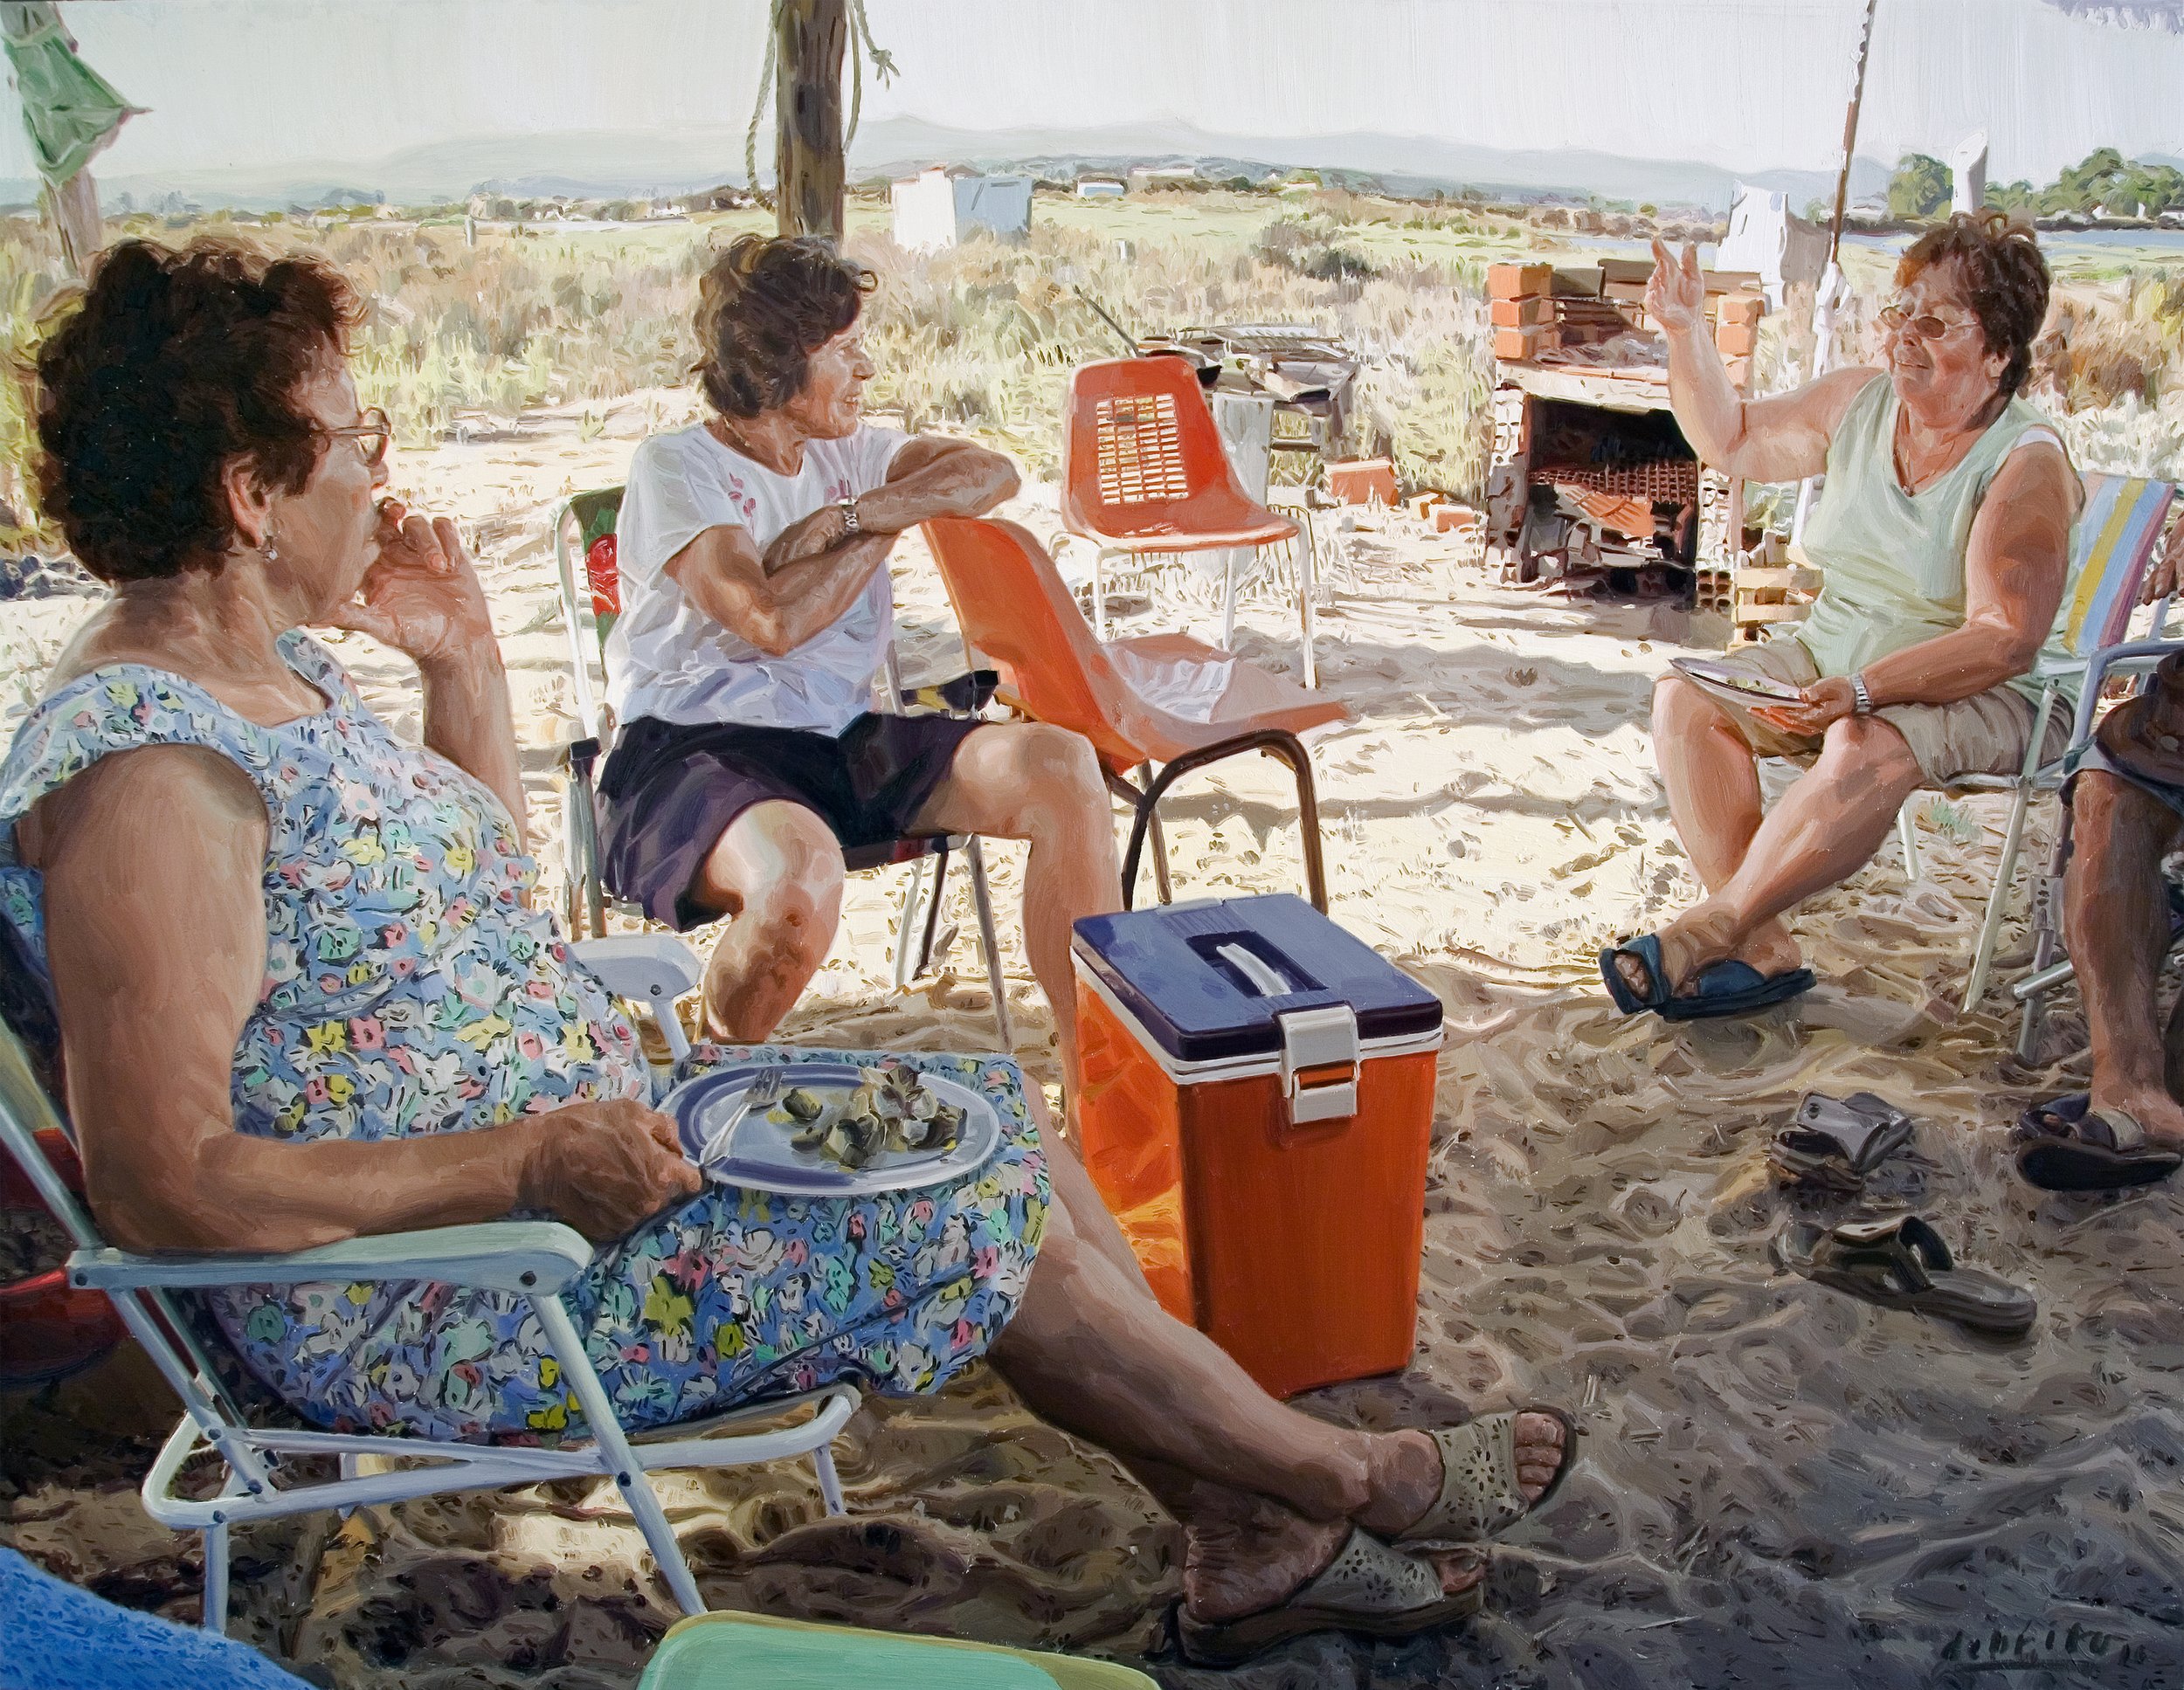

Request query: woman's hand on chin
[
  {"left": 322, "top": 503, "right": 500, "bottom": 673},
  {"left": 516, "top": 1097, "right": 704, "bottom": 1241}
]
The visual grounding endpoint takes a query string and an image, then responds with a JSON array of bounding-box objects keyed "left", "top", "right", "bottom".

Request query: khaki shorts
[{"left": 1694, "top": 638, "right": 2069, "bottom": 785}]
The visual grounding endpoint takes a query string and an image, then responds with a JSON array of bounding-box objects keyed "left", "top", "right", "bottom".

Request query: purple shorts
[{"left": 598, "top": 713, "right": 986, "bottom": 930}]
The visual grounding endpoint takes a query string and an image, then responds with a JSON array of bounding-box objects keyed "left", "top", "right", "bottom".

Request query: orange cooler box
[{"left": 1069, "top": 894, "right": 1444, "bottom": 1397}]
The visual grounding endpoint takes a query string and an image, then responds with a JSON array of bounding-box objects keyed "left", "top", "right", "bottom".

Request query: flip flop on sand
[
  {"left": 1772, "top": 1215, "right": 2035, "bottom": 1339},
  {"left": 2014, "top": 1094, "right": 2183, "bottom": 1193},
  {"left": 1173, "top": 1528, "right": 1483, "bottom": 1667},
  {"left": 1600, "top": 932, "right": 1814, "bottom": 1023},
  {"left": 1769, "top": 1092, "right": 1916, "bottom": 1194},
  {"left": 1389, "top": 1407, "right": 1582, "bottom": 1547}
]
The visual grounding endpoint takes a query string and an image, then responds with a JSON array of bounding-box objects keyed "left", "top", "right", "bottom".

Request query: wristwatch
[
  {"left": 1850, "top": 672, "right": 1874, "bottom": 715},
  {"left": 837, "top": 496, "right": 863, "bottom": 537}
]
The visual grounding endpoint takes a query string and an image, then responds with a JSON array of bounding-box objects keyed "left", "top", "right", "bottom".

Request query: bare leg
[
  {"left": 2071, "top": 771, "right": 2184, "bottom": 1148},
  {"left": 909, "top": 724, "right": 1123, "bottom": 1076},
  {"left": 988, "top": 1189, "right": 1564, "bottom": 1618},
  {"left": 1649, "top": 676, "right": 1800, "bottom": 976},
  {"left": 686, "top": 801, "right": 846, "bottom": 1042},
  {"left": 1621, "top": 713, "right": 1924, "bottom": 998}
]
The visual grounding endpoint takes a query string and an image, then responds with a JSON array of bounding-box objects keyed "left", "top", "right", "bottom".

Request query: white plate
[
  {"left": 1669, "top": 656, "right": 1807, "bottom": 707},
  {"left": 665, "top": 1062, "right": 1006, "bottom": 1198}
]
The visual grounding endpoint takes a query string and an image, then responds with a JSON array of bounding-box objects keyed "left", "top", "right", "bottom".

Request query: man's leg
[
  {"left": 686, "top": 800, "right": 847, "bottom": 1042},
  {"left": 2071, "top": 771, "right": 2184, "bottom": 1148},
  {"left": 907, "top": 723, "right": 1122, "bottom": 1077},
  {"left": 1624, "top": 713, "right": 1925, "bottom": 998},
  {"left": 1650, "top": 676, "right": 1801, "bottom": 976}
]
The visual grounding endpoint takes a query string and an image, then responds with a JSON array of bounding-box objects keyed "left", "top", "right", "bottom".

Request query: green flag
[{"left": 2, "top": 2, "right": 139, "bottom": 186}]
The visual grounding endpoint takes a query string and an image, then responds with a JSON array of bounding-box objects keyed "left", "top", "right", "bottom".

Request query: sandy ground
[{"left": 5, "top": 397, "right": 2183, "bottom": 1688}]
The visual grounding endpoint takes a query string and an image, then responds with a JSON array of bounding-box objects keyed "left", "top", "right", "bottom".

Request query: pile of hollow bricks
[{"left": 1487, "top": 260, "right": 1766, "bottom": 391}]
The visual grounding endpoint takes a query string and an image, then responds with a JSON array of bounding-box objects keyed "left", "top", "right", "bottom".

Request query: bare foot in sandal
[
  {"left": 1182, "top": 1491, "right": 1481, "bottom": 1626},
  {"left": 1355, "top": 1410, "right": 1575, "bottom": 1543}
]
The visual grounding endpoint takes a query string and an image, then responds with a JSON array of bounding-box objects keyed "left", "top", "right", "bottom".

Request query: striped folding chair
[{"left": 1928, "top": 473, "right": 2178, "bottom": 1017}]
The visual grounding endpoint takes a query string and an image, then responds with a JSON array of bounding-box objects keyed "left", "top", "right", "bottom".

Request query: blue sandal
[{"left": 1600, "top": 933, "right": 1814, "bottom": 1022}]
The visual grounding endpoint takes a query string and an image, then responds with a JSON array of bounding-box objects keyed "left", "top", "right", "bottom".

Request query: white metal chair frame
[
  {"left": 0, "top": 936, "right": 857, "bottom": 1636},
  {"left": 550, "top": 498, "right": 1012, "bottom": 1046}
]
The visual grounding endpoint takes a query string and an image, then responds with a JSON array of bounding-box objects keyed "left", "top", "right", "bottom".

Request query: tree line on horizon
[{"left": 1884, "top": 148, "right": 2184, "bottom": 222}]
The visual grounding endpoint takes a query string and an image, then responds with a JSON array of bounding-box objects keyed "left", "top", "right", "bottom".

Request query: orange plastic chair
[
  {"left": 1060, "top": 357, "right": 1318, "bottom": 685},
  {"left": 922, "top": 516, "right": 1347, "bottom": 909}
]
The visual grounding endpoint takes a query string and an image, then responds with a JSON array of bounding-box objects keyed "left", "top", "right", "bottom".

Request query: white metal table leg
[{"left": 1295, "top": 526, "right": 1318, "bottom": 689}]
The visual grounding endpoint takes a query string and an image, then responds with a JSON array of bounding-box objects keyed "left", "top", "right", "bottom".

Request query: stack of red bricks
[
  {"left": 1487, "top": 259, "right": 1767, "bottom": 391},
  {"left": 1487, "top": 262, "right": 1557, "bottom": 362}
]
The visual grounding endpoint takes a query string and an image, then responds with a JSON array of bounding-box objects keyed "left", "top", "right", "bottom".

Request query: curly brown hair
[
  {"left": 30, "top": 237, "right": 362, "bottom": 584},
  {"left": 1895, "top": 210, "right": 2051, "bottom": 398},
  {"left": 692, "top": 234, "right": 874, "bottom": 418}
]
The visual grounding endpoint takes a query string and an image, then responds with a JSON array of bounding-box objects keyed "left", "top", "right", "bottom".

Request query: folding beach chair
[
  {"left": 551, "top": 489, "right": 1012, "bottom": 1046},
  {"left": 921, "top": 516, "right": 1345, "bottom": 912},
  {"left": 1061, "top": 358, "right": 1319, "bottom": 686},
  {"left": 0, "top": 935, "right": 859, "bottom": 1638},
  {"left": 1904, "top": 473, "right": 2180, "bottom": 1017}
]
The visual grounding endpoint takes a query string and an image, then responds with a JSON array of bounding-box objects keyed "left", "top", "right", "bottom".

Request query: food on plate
[{"left": 771, "top": 1066, "right": 964, "bottom": 1172}]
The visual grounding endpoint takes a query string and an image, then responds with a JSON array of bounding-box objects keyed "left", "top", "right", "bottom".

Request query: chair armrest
[
  {"left": 2070, "top": 638, "right": 2184, "bottom": 744},
  {"left": 67, "top": 1219, "right": 594, "bottom": 1296},
  {"left": 572, "top": 933, "right": 704, "bottom": 1004}
]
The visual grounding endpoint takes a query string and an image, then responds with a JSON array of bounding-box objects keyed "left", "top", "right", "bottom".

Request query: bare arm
[
  {"left": 31, "top": 748, "right": 695, "bottom": 1256},
  {"left": 838, "top": 436, "right": 1019, "bottom": 536},
  {"left": 667, "top": 437, "right": 1019, "bottom": 657},
  {"left": 1647, "top": 238, "right": 1876, "bottom": 483},
  {"left": 665, "top": 521, "right": 897, "bottom": 659},
  {"left": 1860, "top": 443, "right": 2077, "bottom": 707}
]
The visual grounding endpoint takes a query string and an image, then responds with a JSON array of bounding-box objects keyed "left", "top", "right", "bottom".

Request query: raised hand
[
  {"left": 1644, "top": 237, "right": 1709, "bottom": 337},
  {"left": 324, "top": 502, "right": 498, "bottom": 670},
  {"left": 2141, "top": 513, "right": 2184, "bottom": 607},
  {"left": 518, "top": 1096, "right": 703, "bottom": 1241}
]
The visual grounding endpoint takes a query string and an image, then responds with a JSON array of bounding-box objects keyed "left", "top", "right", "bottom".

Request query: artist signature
[{"left": 1932, "top": 1620, "right": 2164, "bottom": 1683}]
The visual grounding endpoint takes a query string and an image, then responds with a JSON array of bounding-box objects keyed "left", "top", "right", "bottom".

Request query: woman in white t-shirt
[{"left": 596, "top": 235, "right": 1123, "bottom": 1079}]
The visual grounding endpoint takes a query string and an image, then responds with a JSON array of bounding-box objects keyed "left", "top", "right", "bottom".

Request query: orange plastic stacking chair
[
  {"left": 1060, "top": 357, "right": 1317, "bottom": 685},
  {"left": 922, "top": 516, "right": 1347, "bottom": 910}
]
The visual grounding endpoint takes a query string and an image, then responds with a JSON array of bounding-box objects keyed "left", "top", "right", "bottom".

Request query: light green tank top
[{"left": 1788, "top": 375, "right": 2076, "bottom": 708}]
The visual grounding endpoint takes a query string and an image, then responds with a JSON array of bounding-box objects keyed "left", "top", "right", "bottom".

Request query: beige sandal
[
  {"left": 1174, "top": 1527, "right": 1483, "bottom": 1667},
  {"left": 1393, "top": 1406, "right": 1581, "bottom": 1546}
]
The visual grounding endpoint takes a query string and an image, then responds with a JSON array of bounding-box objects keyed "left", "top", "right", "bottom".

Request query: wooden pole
[
  {"left": 774, "top": 0, "right": 847, "bottom": 241},
  {"left": 45, "top": 167, "right": 100, "bottom": 276}
]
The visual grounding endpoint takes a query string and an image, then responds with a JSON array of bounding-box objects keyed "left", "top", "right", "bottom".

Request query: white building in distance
[{"left": 889, "top": 167, "right": 1033, "bottom": 252}]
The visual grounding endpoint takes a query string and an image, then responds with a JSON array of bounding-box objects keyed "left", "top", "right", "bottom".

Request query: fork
[{"left": 699, "top": 1066, "right": 787, "bottom": 1169}]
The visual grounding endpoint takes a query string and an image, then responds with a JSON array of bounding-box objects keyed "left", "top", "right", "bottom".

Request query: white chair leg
[
  {"left": 1962, "top": 781, "right": 2035, "bottom": 1016},
  {"left": 1897, "top": 799, "right": 1922, "bottom": 882},
  {"left": 532, "top": 1297, "right": 707, "bottom": 1617},
  {"left": 893, "top": 855, "right": 930, "bottom": 992},
  {"left": 1093, "top": 547, "right": 1112, "bottom": 642},
  {"left": 201, "top": 1521, "right": 231, "bottom": 1635},
  {"left": 1221, "top": 549, "right": 1237, "bottom": 652},
  {"left": 1295, "top": 528, "right": 1318, "bottom": 689},
  {"left": 812, "top": 1445, "right": 846, "bottom": 1516},
  {"left": 964, "top": 837, "right": 1012, "bottom": 1050}
]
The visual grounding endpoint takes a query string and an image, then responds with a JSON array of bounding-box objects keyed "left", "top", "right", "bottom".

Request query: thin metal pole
[{"left": 1792, "top": 0, "right": 1881, "bottom": 544}]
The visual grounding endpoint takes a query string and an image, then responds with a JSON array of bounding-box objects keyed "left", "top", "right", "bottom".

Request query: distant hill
[{"left": 0, "top": 115, "right": 1892, "bottom": 215}]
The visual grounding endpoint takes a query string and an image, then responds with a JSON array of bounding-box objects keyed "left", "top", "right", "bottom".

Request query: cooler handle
[
  {"left": 1279, "top": 1004, "right": 1358, "bottom": 1124},
  {"left": 1214, "top": 942, "right": 1296, "bottom": 997}
]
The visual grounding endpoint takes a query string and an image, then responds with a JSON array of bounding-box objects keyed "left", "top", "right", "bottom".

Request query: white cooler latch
[{"left": 1278, "top": 1004, "right": 1359, "bottom": 1124}]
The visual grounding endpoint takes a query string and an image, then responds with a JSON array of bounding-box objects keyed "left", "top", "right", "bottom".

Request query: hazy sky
[{"left": 3, "top": 0, "right": 2181, "bottom": 186}]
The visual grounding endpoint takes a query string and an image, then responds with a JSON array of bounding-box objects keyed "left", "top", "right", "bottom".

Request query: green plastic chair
[{"left": 638, "top": 1610, "right": 1158, "bottom": 1690}]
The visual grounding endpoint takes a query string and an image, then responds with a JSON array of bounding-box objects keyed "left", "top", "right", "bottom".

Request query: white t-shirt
[{"left": 604, "top": 421, "right": 910, "bottom": 733}]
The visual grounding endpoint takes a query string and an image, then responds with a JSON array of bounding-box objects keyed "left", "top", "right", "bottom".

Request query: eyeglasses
[
  {"left": 322, "top": 407, "right": 391, "bottom": 469},
  {"left": 1878, "top": 303, "right": 1978, "bottom": 342}
]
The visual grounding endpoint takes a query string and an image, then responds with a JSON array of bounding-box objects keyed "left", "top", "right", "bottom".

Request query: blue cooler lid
[{"left": 1071, "top": 893, "right": 1443, "bottom": 1064}]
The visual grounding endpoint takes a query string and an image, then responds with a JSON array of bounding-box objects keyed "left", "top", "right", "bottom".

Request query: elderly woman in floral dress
[{"left": 0, "top": 237, "right": 1577, "bottom": 1666}]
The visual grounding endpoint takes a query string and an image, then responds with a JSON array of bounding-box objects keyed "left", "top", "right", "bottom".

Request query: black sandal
[
  {"left": 2015, "top": 1094, "right": 2182, "bottom": 1193},
  {"left": 1772, "top": 1215, "right": 2035, "bottom": 1339},
  {"left": 1769, "top": 1092, "right": 1915, "bottom": 1195}
]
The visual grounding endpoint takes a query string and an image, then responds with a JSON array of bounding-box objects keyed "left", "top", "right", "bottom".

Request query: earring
[{"left": 261, "top": 536, "right": 281, "bottom": 565}]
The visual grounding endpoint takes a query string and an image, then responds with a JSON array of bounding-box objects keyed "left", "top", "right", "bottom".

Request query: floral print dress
[{"left": 0, "top": 632, "right": 1046, "bottom": 1442}]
